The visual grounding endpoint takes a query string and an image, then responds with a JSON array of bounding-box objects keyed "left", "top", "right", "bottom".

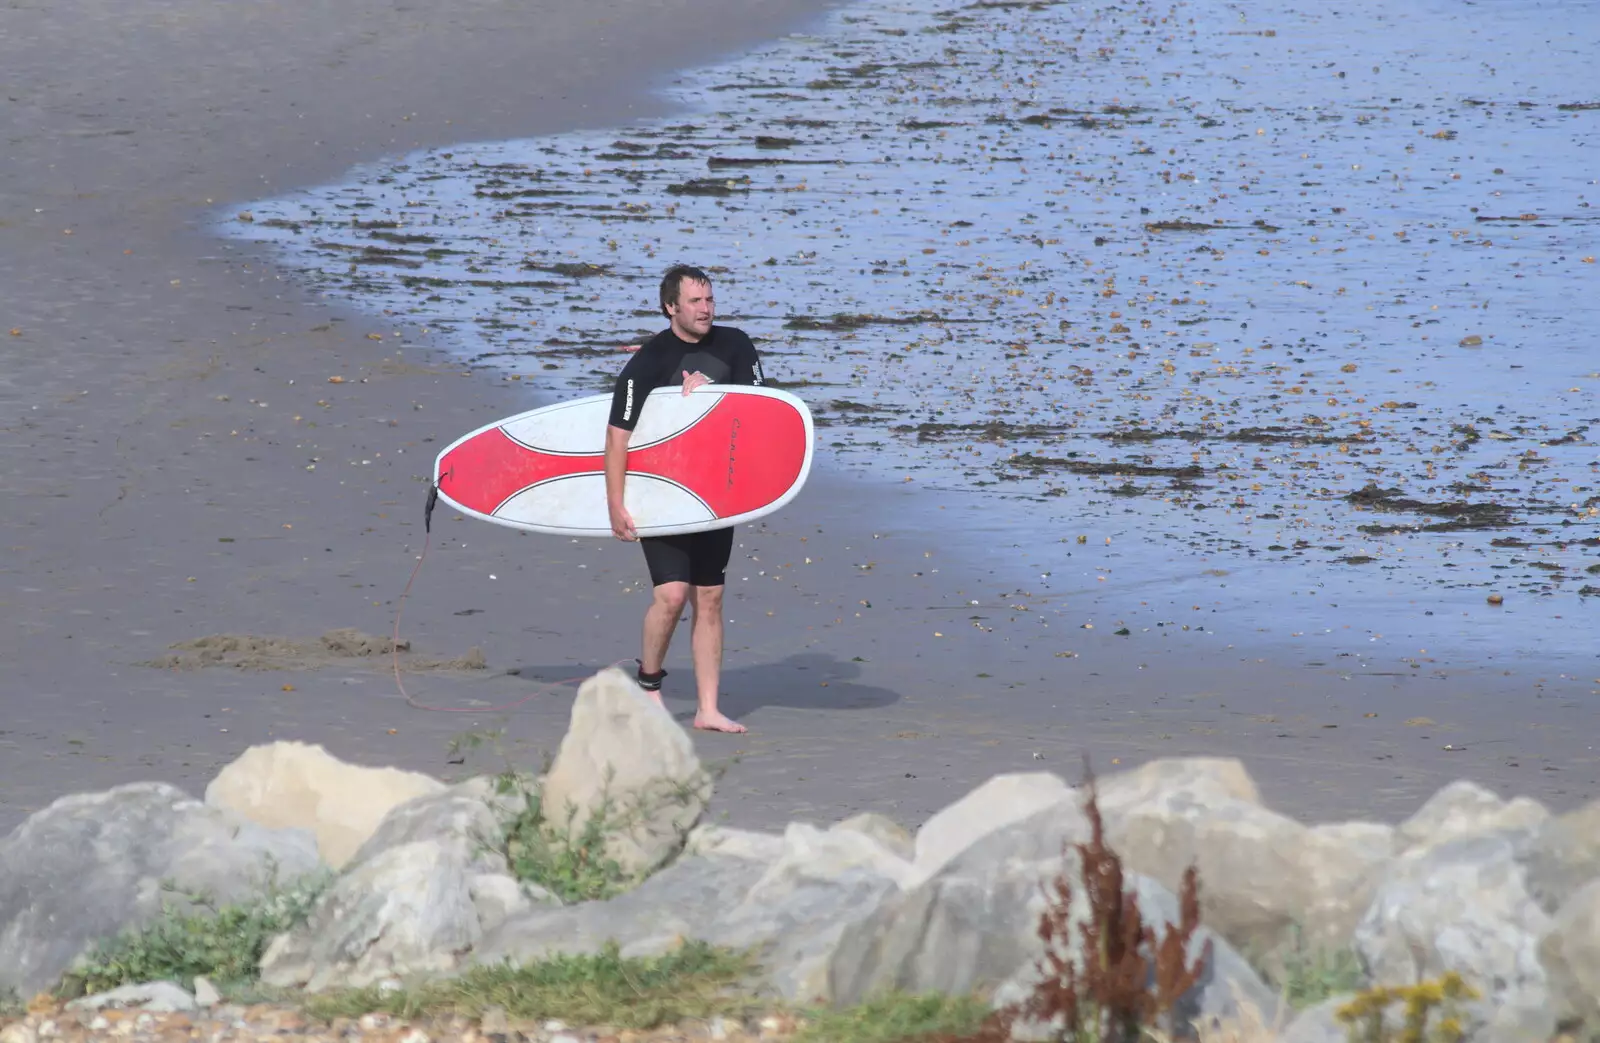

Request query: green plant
[
  {"left": 1335, "top": 973, "right": 1479, "bottom": 1043},
  {"left": 795, "top": 992, "right": 992, "bottom": 1043},
  {"left": 492, "top": 764, "right": 712, "bottom": 905},
  {"left": 0, "top": 988, "right": 24, "bottom": 1019},
  {"left": 1266, "top": 925, "right": 1366, "bottom": 1009},
  {"left": 498, "top": 777, "right": 635, "bottom": 903},
  {"left": 304, "top": 939, "right": 757, "bottom": 1027},
  {"left": 447, "top": 723, "right": 724, "bottom": 905},
  {"left": 55, "top": 869, "right": 332, "bottom": 998}
]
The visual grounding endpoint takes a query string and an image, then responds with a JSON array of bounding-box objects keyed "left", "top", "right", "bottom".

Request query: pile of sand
[{"left": 141, "top": 628, "right": 486, "bottom": 672}]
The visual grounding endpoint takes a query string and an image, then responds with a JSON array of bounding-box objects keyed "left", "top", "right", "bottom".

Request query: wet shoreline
[
  {"left": 5, "top": 0, "right": 1599, "bottom": 841},
  {"left": 223, "top": 0, "right": 1599, "bottom": 669}
]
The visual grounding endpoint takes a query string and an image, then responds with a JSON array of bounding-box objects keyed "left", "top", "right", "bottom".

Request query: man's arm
[
  {"left": 731, "top": 331, "right": 765, "bottom": 386},
  {"left": 604, "top": 424, "right": 636, "bottom": 541},
  {"left": 605, "top": 340, "right": 666, "bottom": 541}
]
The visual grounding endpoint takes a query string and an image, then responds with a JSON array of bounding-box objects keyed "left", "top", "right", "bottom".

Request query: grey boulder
[
  {"left": 539, "top": 667, "right": 712, "bottom": 878},
  {"left": 1353, "top": 832, "right": 1554, "bottom": 1042},
  {"left": 826, "top": 795, "right": 1278, "bottom": 1031},
  {"left": 1522, "top": 797, "right": 1600, "bottom": 913},
  {"left": 0, "top": 782, "right": 319, "bottom": 997},
  {"left": 259, "top": 787, "right": 549, "bottom": 991}
]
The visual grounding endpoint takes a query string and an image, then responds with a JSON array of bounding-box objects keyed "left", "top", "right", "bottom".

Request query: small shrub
[
  {"left": 945, "top": 761, "right": 1209, "bottom": 1043},
  {"left": 1335, "top": 972, "right": 1479, "bottom": 1043},
  {"left": 449, "top": 728, "right": 712, "bottom": 905},
  {"left": 497, "top": 774, "right": 634, "bottom": 903},
  {"left": 305, "top": 939, "right": 756, "bottom": 1028},
  {"left": 55, "top": 869, "right": 332, "bottom": 998},
  {"left": 492, "top": 764, "right": 711, "bottom": 905},
  {"left": 0, "top": 988, "right": 24, "bottom": 1019},
  {"left": 1264, "top": 924, "right": 1365, "bottom": 1009}
]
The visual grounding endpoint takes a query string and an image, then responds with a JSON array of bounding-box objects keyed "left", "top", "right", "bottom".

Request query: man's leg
[
  {"left": 685, "top": 527, "right": 744, "bottom": 733},
  {"left": 639, "top": 581, "right": 690, "bottom": 704},
  {"left": 637, "top": 535, "right": 693, "bottom": 705},
  {"left": 687, "top": 583, "right": 743, "bottom": 733}
]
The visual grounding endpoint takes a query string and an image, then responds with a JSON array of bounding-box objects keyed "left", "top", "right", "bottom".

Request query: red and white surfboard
[{"left": 433, "top": 385, "right": 815, "bottom": 537}]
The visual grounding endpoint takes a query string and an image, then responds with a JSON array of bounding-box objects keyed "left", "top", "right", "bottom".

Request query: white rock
[
  {"left": 260, "top": 839, "right": 479, "bottom": 991},
  {"left": 205, "top": 741, "right": 445, "bottom": 869},
  {"left": 67, "top": 981, "right": 197, "bottom": 1013},
  {"left": 0, "top": 1024, "right": 38, "bottom": 1043},
  {"left": 1281, "top": 995, "right": 1357, "bottom": 1043},
  {"left": 1354, "top": 832, "right": 1554, "bottom": 1041},
  {"left": 469, "top": 871, "right": 551, "bottom": 930},
  {"left": 1109, "top": 793, "right": 1310, "bottom": 958},
  {"left": 1095, "top": 756, "right": 1263, "bottom": 814},
  {"left": 0, "top": 782, "right": 319, "bottom": 997},
  {"left": 828, "top": 795, "right": 1279, "bottom": 1029},
  {"left": 911, "top": 772, "right": 1071, "bottom": 885},
  {"left": 1397, "top": 780, "right": 1548, "bottom": 853},
  {"left": 749, "top": 822, "right": 916, "bottom": 899},
  {"left": 833, "top": 812, "right": 914, "bottom": 862},
  {"left": 1538, "top": 878, "right": 1600, "bottom": 1028},
  {"left": 1296, "top": 821, "right": 1397, "bottom": 949},
  {"left": 539, "top": 667, "right": 711, "bottom": 876},
  {"left": 685, "top": 824, "right": 787, "bottom": 863},
  {"left": 1523, "top": 798, "right": 1600, "bottom": 912},
  {"left": 191, "top": 976, "right": 221, "bottom": 1007}
]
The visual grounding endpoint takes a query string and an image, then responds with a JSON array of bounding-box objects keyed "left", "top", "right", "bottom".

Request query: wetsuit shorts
[{"left": 640, "top": 527, "right": 736, "bottom": 588}]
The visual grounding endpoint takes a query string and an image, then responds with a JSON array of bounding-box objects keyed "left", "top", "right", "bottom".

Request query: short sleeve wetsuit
[{"left": 607, "top": 325, "right": 765, "bottom": 588}]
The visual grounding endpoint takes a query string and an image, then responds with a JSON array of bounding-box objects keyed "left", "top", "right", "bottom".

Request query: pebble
[
  {"left": 192, "top": 981, "right": 221, "bottom": 1010},
  {"left": 1, "top": 1001, "right": 802, "bottom": 1043}
]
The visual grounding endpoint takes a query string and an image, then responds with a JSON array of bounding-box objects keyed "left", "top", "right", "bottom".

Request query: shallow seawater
[{"left": 223, "top": 0, "right": 1600, "bottom": 669}]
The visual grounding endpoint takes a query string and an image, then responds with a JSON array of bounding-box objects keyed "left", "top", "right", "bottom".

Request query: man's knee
[
  {"left": 653, "top": 582, "right": 691, "bottom": 615},
  {"left": 690, "top": 584, "right": 725, "bottom": 614}
]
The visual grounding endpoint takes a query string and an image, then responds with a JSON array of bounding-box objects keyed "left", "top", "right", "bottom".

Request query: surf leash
[{"left": 390, "top": 481, "right": 629, "bottom": 714}]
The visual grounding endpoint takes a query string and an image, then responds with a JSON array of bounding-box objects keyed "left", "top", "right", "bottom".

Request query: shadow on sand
[{"left": 502, "top": 650, "right": 899, "bottom": 723}]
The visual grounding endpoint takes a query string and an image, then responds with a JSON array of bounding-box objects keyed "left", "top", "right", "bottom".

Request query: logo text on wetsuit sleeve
[{"left": 623, "top": 378, "right": 635, "bottom": 421}]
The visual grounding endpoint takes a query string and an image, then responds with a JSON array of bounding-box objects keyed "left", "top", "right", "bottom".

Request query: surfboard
[{"left": 433, "top": 385, "right": 814, "bottom": 538}]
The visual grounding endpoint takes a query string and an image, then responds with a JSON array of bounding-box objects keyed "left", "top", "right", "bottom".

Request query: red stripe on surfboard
[{"left": 437, "top": 395, "right": 807, "bottom": 520}]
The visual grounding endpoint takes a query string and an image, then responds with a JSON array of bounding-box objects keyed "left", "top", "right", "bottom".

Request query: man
[{"left": 604, "top": 264, "right": 764, "bottom": 734}]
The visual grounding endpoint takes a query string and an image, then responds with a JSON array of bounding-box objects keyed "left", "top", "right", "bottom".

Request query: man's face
[{"left": 667, "top": 279, "right": 715, "bottom": 341}]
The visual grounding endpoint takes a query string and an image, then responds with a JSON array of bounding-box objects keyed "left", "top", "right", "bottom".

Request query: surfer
[{"left": 604, "top": 265, "right": 765, "bottom": 734}]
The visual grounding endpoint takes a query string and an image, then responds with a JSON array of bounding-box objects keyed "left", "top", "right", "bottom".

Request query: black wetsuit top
[{"left": 607, "top": 325, "right": 764, "bottom": 431}]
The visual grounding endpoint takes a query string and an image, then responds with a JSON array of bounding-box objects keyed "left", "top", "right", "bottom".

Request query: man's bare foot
[{"left": 693, "top": 710, "right": 747, "bottom": 734}]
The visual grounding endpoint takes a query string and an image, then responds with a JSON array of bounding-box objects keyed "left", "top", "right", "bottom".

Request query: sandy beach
[{"left": 4, "top": 0, "right": 1599, "bottom": 839}]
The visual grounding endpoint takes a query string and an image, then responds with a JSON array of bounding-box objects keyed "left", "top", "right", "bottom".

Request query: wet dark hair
[{"left": 659, "top": 264, "right": 713, "bottom": 319}]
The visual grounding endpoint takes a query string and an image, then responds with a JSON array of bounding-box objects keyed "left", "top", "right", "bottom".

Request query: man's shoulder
[
  {"left": 621, "top": 330, "right": 677, "bottom": 369},
  {"left": 637, "top": 329, "right": 679, "bottom": 353},
  {"left": 711, "top": 325, "right": 755, "bottom": 349}
]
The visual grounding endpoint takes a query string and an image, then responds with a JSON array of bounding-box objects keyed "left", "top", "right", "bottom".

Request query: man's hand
[
  {"left": 682, "top": 370, "right": 711, "bottom": 395},
  {"left": 609, "top": 501, "right": 638, "bottom": 542}
]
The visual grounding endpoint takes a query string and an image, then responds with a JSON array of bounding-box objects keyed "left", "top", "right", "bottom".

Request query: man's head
[{"left": 660, "top": 264, "right": 715, "bottom": 342}]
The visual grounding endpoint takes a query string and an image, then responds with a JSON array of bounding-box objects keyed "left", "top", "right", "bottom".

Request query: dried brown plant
[{"left": 941, "top": 761, "right": 1210, "bottom": 1043}]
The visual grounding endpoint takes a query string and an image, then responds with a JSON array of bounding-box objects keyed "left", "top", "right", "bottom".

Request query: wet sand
[{"left": 3, "top": 0, "right": 1599, "bottom": 837}]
